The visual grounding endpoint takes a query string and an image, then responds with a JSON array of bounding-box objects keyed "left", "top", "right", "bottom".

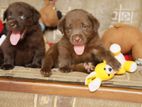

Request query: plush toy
[
  {"left": 102, "top": 23, "right": 142, "bottom": 60},
  {"left": 39, "top": 0, "right": 62, "bottom": 31},
  {"left": 110, "top": 43, "right": 137, "bottom": 74},
  {"left": 0, "top": 19, "right": 7, "bottom": 46},
  {"left": 0, "top": 19, "right": 4, "bottom": 34},
  {"left": 85, "top": 44, "right": 137, "bottom": 92},
  {"left": 85, "top": 61, "right": 115, "bottom": 92}
]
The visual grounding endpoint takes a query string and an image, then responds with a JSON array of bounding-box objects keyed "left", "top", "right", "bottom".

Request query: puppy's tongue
[
  {"left": 74, "top": 45, "right": 85, "bottom": 55},
  {"left": 10, "top": 32, "right": 21, "bottom": 45}
]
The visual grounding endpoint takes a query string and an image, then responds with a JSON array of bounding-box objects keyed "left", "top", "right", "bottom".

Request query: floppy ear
[
  {"left": 3, "top": 8, "right": 8, "bottom": 21},
  {"left": 57, "top": 16, "right": 65, "bottom": 34},
  {"left": 32, "top": 9, "right": 40, "bottom": 23},
  {"left": 88, "top": 13, "right": 100, "bottom": 32}
]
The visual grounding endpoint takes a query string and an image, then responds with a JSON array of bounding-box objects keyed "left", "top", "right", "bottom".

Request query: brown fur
[
  {"left": 0, "top": 2, "right": 45, "bottom": 70},
  {"left": 41, "top": 9, "right": 120, "bottom": 77},
  {"left": 102, "top": 23, "right": 142, "bottom": 59}
]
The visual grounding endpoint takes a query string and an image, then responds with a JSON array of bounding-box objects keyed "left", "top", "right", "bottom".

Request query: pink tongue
[
  {"left": 74, "top": 45, "right": 85, "bottom": 55},
  {"left": 10, "top": 32, "right": 21, "bottom": 45}
]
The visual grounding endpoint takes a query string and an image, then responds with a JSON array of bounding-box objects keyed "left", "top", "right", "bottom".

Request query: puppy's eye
[
  {"left": 82, "top": 24, "right": 89, "bottom": 30},
  {"left": 8, "top": 15, "right": 14, "bottom": 19},
  {"left": 66, "top": 26, "right": 72, "bottom": 33},
  {"left": 20, "top": 15, "right": 26, "bottom": 20},
  {"left": 8, "top": 15, "right": 12, "bottom": 19}
]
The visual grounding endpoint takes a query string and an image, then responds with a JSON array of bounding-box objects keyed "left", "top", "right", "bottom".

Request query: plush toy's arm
[
  {"left": 0, "top": 34, "right": 6, "bottom": 46},
  {"left": 88, "top": 78, "right": 102, "bottom": 92},
  {"left": 85, "top": 71, "right": 96, "bottom": 85}
]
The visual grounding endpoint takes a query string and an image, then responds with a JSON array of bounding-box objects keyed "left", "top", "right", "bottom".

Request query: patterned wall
[
  {"left": 56, "top": 0, "right": 142, "bottom": 32},
  {"left": 0, "top": 0, "right": 142, "bottom": 33}
]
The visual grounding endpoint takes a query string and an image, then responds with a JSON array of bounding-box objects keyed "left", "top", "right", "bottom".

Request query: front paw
[
  {"left": 40, "top": 67, "right": 52, "bottom": 77},
  {"left": 84, "top": 62, "right": 95, "bottom": 73},
  {"left": 1, "top": 64, "right": 14, "bottom": 70},
  {"left": 25, "top": 63, "right": 41, "bottom": 68},
  {"left": 60, "top": 66, "right": 71, "bottom": 73},
  {"left": 109, "top": 60, "right": 121, "bottom": 71}
]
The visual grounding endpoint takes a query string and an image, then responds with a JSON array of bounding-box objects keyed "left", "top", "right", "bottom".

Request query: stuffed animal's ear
[
  {"left": 58, "top": 16, "right": 65, "bottom": 34},
  {"left": 88, "top": 13, "right": 100, "bottom": 32},
  {"left": 3, "top": 9, "right": 8, "bottom": 21}
]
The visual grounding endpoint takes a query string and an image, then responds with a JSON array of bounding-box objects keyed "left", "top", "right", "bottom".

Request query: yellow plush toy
[
  {"left": 110, "top": 43, "right": 137, "bottom": 74},
  {"left": 85, "top": 44, "right": 137, "bottom": 92},
  {"left": 85, "top": 61, "right": 115, "bottom": 92}
]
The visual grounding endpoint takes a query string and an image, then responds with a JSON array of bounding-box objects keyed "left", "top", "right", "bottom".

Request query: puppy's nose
[{"left": 74, "top": 36, "right": 81, "bottom": 43}]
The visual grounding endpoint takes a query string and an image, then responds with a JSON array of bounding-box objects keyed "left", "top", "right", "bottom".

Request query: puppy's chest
[
  {"left": 16, "top": 38, "right": 36, "bottom": 49},
  {"left": 14, "top": 39, "right": 36, "bottom": 56},
  {"left": 72, "top": 50, "right": 94, "bottom": 63}
]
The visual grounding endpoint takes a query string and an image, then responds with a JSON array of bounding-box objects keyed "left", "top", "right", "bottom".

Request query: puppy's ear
[
  {"left": 58, "top": 17, "right": 65, "bottom": 33},
  {"left": 3, "top": 8, "right": 8, "bottom": 21},
  {"left": 88, "top": 13, "right": 100, "bottom": 32},
  {"left": 32, "top": 9, "right": 40, "bottom": 23}
]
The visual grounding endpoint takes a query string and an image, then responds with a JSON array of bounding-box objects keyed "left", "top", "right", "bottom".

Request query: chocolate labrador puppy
[
  {"left": 0, "top": 2, "right": 45, "bottom": 70},
  {"left": 41, "top": 9, "right": 120, "bottom": 76}
]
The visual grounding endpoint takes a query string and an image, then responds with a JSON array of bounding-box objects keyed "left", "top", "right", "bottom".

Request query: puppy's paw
[
  {"left": 40, "top": 67, "right": 52, "bottom": 77},
  {"left": 109, "top": 60, "right": 121, "bottom": 71},
  {"left": 60, "top": 66, "right": 71, "bottom": 73},
  {"left": 84, "top": 62, "right": 95, "bottom": 73},
  {"left": 1, "top": 64, "right": 14, "bottom": 70},
  {"left": 25, "top": 63, "right": 41, "bottom": 68}
]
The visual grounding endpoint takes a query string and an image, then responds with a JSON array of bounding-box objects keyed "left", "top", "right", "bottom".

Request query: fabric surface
[
  {"left": 0, "top": 0, "right": 142, "bottom": 90},
  {"left": 0, "top": 66, "right": 142, "bottom": 89}
]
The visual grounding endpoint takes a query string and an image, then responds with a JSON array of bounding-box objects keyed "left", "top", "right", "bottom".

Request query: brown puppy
[
  {"left": 41, "top": 9, "right": 120, "bottom": 76},
  {"left": 1, "top": 2, "right": 45, "bottom": 70}
]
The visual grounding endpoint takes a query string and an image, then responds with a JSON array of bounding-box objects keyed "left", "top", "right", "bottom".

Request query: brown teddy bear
[
  {"left": 39, "top": 0, "right": 62, "bottom": 31},
  {"left": 101, "top": 23, "right": 142, "bottom": 60}
]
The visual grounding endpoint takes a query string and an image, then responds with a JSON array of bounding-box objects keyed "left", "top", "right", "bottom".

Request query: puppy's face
[
  {"left": 3, "top": 2, "right": 40, "bottom": 45},
  {"left": 58, "top": 9, "right": 99, "bottom": 55}
]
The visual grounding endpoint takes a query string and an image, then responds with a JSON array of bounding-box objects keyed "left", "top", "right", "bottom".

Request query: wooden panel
[{"left": 0, "top": 77, "right": 141, "bottom": 103}]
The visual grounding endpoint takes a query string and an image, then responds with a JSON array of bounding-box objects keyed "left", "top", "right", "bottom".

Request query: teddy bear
[
  {"left": 39, "top": 0, "right": 62, "bottom": 31},
  {"left": 101, "top": 23, "right": 142, "bottom": 60}
]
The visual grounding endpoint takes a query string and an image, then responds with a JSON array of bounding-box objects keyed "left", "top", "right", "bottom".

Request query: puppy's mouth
[
  {"left": 71, "top": 35, "right": 86, "bottom": 55},
  {"left": 74, "top": 45, "right": 85, "bottom": 55},
  {"left": 10, "top": 30, "right": 26, "bottom": 46}
]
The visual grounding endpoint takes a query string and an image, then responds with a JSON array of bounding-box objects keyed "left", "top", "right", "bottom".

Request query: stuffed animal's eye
[{"left": 105, "top": 65, "right": 114, "bottom": 74}]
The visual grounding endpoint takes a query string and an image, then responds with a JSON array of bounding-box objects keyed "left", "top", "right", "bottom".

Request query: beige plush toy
[
  {"left": 39, "top": 0, "right": 62, "bottom": 31},
  {"left": 102, "top": 23, "right": 142, "bottom": 60}
]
